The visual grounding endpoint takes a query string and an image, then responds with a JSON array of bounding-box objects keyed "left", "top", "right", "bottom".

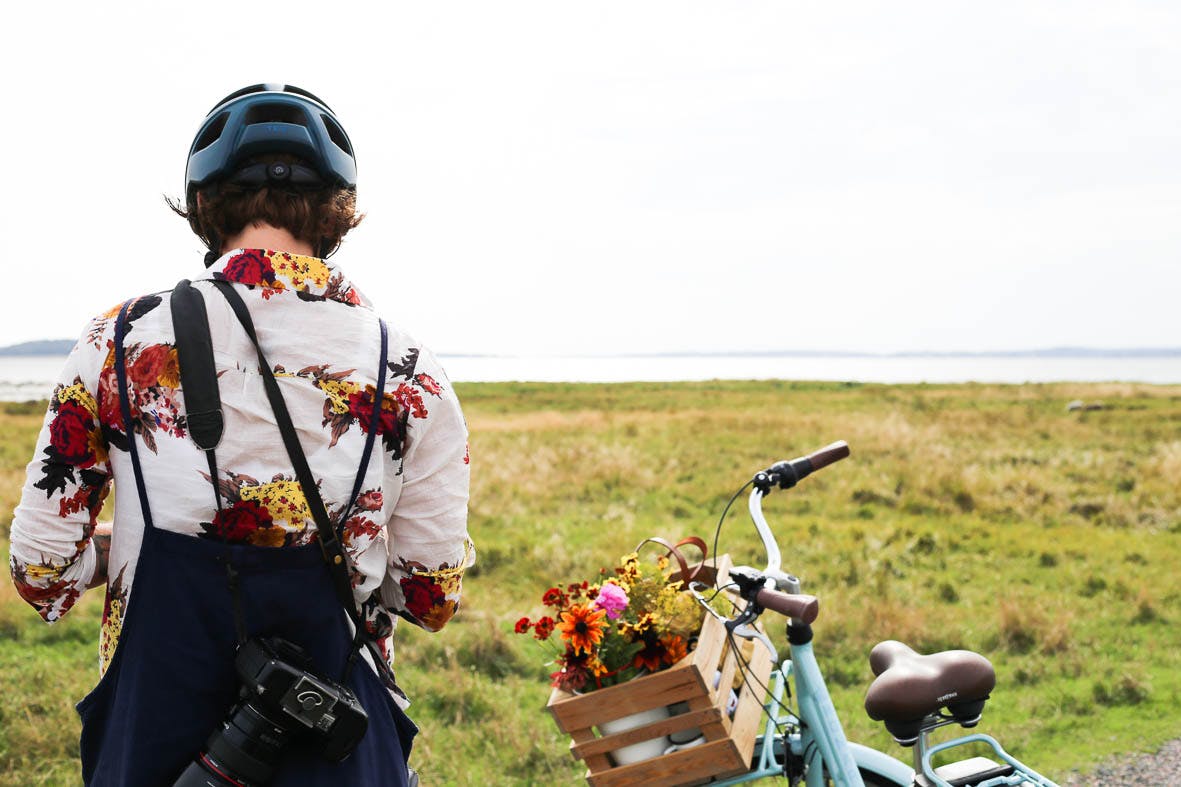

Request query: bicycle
[{"left": 688, "top": 441, "right": 1059, "bottom": 787}]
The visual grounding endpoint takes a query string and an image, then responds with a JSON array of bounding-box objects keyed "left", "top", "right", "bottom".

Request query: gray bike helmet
[{"left": 184, "top": 83, "right": 357, "bottom": 199}]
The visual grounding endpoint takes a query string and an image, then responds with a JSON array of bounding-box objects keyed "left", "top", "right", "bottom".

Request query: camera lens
[
  {"left": 211, "top": 702, "right": 291, "bottom": 784},
  {"left": 174, "top": 753, "right": 250, "bottom": 787},
  {"left": 174, "top": 701, "right": 291, "bottom": 787}
]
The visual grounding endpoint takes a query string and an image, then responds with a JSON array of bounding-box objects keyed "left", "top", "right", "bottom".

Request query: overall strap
[
  {"left": 338, "top": 319, "right": 389, "bottom": 528},
  {"left": 114, "top": 300, "right": 156, "bottom": 531},
  {"left": 209, "top": 279, "right": 397, "bottom": 683}
]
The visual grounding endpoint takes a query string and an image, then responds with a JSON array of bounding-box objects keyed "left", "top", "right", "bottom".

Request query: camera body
[
  {"left": 235, "top": 636, "right": 368, "bottom": 760},
  {"left": 175, "top": 636, "right": 368, "bottom": 786}
]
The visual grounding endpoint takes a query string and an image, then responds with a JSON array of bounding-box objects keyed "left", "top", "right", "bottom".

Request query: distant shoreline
[{"left": 2, "top": 340, "right": 1179, "bottom": 360}]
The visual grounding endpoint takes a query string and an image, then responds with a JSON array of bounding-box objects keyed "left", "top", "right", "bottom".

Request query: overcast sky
[{"left": 2, "top": 2, "right": 1177, "bottom": 355}]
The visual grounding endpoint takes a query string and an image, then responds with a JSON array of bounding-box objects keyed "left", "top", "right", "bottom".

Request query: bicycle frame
[
  {"left": 711, "top": 661, "right": 912, "bottom": 786},
  {"left": 709, "top": 478, "right": 1059, "bottom": 787}
]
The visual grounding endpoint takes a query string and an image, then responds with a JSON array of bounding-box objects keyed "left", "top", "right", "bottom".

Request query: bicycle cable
[
  {"left": 710, "top": 479, "right": 753, "bottom": 587},
  {"left": 726, "top": 626, "right": 799, "bottom": 729}
]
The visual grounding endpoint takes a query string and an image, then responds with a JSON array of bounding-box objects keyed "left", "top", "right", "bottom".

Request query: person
[{"left": 8, "top": 83, "right": 474, "bottom": 786}]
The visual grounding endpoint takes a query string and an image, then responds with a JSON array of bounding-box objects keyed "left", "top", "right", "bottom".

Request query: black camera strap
[{"left": 173, "top": 277, "right": 399, "bottom": 688}]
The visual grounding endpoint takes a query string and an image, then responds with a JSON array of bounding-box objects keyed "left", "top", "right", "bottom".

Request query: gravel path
[{"left": 1060, "top": 738, "right": 1181, "bottom": 786}]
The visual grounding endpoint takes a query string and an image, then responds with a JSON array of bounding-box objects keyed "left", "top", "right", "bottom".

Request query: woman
[{"left": 9, "top": 84, "right": 473, "bottom": 785}]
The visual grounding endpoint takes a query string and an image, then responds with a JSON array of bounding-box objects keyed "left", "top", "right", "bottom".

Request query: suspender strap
[
  {"left": 339, "top": 320, "right": 388, "bottom": 528},
  {"left": 114, "top": 300, "right": 156, "bottom": 531}
]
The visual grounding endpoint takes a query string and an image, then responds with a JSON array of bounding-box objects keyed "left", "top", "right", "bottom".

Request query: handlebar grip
[
  {"left": 755, "top": 589, "right": 819, "bottom": 624},
  {"left": 807, "top": 440, "right": 850, "bottom": 472}
]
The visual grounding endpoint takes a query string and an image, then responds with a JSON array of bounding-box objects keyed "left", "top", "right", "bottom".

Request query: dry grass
[{"left": 2, "top": 380, "right": 1180, "bottom": 784}]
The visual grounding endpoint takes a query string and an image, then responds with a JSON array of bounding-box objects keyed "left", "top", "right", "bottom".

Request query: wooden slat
[
  {"left": 570, "top": 727, "right": 613, "bottom": 774},
  {"left": 714, "top": 641, "right": 740, "bottom": 715},
  {"left": 548, "top": 663, "right": 704, "bottom": 733},
  {"left": 572, "top": 707, "right": 722, "bottom": 759},
  {"left": 546, "top": 553, "right": 781, "bottom": 785},
  {"left": 585, "top": 738, "right": 746, "bottom": 787},
  {"left": 690, "top": 613, "right": 727, "bottom": 694},
  {"left": 728, "top": 639, "right": 774, "bottom": 765}
]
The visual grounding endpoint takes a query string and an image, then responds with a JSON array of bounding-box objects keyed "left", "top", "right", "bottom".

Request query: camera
[{"left": 175, "top": 637, "right": 368, "bottom": 786}]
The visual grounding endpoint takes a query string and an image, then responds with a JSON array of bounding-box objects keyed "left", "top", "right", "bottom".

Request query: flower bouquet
[
  {"left": 535, "top": 548, "right": 775, "bottom": 787},
  {"left": 516, "top": 550, "right": 704, "bottom": 693}
]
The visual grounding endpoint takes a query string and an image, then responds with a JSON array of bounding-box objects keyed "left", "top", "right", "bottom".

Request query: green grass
[{"left": 2, "top": 381, "right": 1180, "bottom": 785}]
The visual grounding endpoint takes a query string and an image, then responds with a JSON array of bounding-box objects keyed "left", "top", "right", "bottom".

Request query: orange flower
[
  {"left": 558, "top": 604, "right": 608, "bottom": 655},
  {"left": 661, "top": 635, "right": 688, "bottom": 666}
]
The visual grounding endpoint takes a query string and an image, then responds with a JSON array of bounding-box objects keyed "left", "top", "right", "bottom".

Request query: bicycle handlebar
[
  {"left": 754, "top": 440, "right": 850, "bottom": 494},
  {"left": 756, "top": 588, "right": 819, "bottom": 625},
  {"left": 804, "top": 440, "right": 851, "bottom": 472},
  {"left": 747, "top": 440, "right": 851, "bottom": 585}
]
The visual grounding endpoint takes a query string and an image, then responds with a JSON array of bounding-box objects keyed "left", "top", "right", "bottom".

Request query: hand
[{"left": 87, "top": 523, "right": 113, "bottom": 590}]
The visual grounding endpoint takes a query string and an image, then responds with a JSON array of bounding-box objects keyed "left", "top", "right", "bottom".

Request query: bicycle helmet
[{"left": 184, "top": 83, "right": 357, "bottom": 199}]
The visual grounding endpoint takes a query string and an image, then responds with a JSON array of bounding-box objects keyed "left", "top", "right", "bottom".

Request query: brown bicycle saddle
[{"left": 863, "top": 640, "right": 996, "bottom": 744}]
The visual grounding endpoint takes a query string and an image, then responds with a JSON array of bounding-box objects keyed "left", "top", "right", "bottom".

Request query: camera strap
[{"left": 171, "top": 277, "right": 399, "bottom": 689}]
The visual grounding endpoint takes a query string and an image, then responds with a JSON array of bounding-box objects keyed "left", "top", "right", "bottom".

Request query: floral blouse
[{"left": 9, "top": 249, "right": 474, "bottom": 706}]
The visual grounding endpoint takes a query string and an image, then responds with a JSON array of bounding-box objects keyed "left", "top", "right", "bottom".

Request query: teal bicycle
[{"left": 689, "top": 441, "right": 1059, "bottom": 787}]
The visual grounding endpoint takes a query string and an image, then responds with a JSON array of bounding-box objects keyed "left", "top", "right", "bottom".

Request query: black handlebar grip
[
  {"left": 807, "top": 440, "right": 850, "bottom": 472},
  {"left": 756, "top": 589, "right": 819, "bottom": 624}
]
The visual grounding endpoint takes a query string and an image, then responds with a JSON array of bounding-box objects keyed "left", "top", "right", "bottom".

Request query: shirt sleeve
[
  {"left": 9, "top": 316, "right": 115, "bottom": 622},
  {"left": 377, "top": 346, "right": 474, "bottom": 632}
]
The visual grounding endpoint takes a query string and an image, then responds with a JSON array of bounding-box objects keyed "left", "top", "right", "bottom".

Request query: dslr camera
[{"left": 175, "top": 636, "right": 368, "bottom": 786}]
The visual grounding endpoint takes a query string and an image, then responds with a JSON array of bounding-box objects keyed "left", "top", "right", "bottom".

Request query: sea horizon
[{"left": 3, "top": 351, "right": 1180, "bottom": 401}]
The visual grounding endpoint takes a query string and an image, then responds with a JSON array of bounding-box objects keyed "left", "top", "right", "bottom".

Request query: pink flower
[{"left": 592, "top": 581, "right": 629, "bottom": 620}]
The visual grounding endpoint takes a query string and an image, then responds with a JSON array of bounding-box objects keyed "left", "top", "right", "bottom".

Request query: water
[{"left": 4, "top": 353, "right": 1179, "bottom": 402}]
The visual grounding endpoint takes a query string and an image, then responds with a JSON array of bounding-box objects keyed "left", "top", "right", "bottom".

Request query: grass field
[{"left": 2, "top": 380, "right": 1180, "bottom": 785}]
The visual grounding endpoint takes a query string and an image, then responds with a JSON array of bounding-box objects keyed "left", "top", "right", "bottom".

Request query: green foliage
[{"left": 2, "top": 381, "right": 1180, "bottom": 785}]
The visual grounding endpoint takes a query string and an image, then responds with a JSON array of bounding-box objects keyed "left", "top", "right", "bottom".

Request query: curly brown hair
[{"left": 168, "top": 155, "right": 363, "bottom": 258}]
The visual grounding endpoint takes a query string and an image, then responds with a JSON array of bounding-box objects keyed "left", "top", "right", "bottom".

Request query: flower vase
[{"left": 598, "top": 705, "right": 671, "bottom": 766}]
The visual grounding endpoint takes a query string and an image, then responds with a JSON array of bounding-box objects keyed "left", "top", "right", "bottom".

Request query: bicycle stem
[{"left": 748, "top": 489, "right": 782, "bottom": 577}]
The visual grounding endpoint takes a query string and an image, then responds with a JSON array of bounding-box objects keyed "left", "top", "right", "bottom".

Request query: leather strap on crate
[{"left": 634, "top": 536, "right": 708, "bottom": 587}]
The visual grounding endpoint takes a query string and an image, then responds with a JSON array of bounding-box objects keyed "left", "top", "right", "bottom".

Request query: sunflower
[{"left": 558, "top": 604, "right": 608, "bottom": 655}]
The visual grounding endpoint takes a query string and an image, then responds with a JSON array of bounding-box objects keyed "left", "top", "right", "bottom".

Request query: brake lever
[{"left": 730, "top": 622, "right": 780, "bottom": 664}]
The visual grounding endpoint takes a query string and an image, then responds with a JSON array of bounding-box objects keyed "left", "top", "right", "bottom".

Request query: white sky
[{"left": 1, "top": 2, "right": 1178, "bottom": 355}]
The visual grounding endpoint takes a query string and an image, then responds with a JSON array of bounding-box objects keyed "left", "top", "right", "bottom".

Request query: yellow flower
[
  {"left": 420, "top": 598, "right": 458, "bottom": 631},
  {"left": 319, "top": 379, "right": 361, "bottom": 414},
  {"left": 248, "top": 526, "right": 287, "bottom": 548},
  {"left": 57, "top": 383, "right": 98, "bottom": 417},
  {"left": 156, "top": 348, "right": 181, "bottom": 389},
  {"left": 23, "top": 563, "right": 66, "bottom": 580},
  {"left": 240, "top": 480, "right": 310, "bottom": 523},
  {"left": 100, "top": 596, "right": 124, "bottom": 674},
  {"left": 588, "top": 655, "right": 610, "bottom": 677},
  {"left": 272, "top": 252, "right": 331, "bottom": 289},
  {"left": 88, "top": 428, "right": 108, "bottom": 466}
]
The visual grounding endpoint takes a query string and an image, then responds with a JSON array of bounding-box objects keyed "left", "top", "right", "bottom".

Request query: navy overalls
[{"left": 77, "top": 297, "right": 416, "bottom": 786}]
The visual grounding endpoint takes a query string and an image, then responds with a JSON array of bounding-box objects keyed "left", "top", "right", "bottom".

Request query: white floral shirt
[{"left": 9, "top": 249, "right": 474, "bottom": 702}]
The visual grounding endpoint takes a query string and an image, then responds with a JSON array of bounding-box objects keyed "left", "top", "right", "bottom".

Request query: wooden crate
[{"left": 546, "top": 555, "right": 774, "bottom": 787}]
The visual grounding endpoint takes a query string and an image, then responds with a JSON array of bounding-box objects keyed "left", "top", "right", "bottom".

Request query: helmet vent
[
  {"left": 285, "top": 85, "right": 333, "bottom": 111},
  {"left": 321, "top": 114, "right": 352, "bottom": 155},
  {"left": 209, "top": 83, "right": 269, "bottom": 114},
  {"left": 243, "top": 102, "right": 309, "bottom": 128},
  {"left": 194, "top": 112, "right": 230, "bottom": 152}
]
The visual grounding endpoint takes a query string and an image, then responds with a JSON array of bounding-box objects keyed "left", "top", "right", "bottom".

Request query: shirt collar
[{"left": 198, "top": 248, "right": 371, "bottom": 308}]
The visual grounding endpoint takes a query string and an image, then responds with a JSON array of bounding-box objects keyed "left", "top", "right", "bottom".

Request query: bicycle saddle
[{"left": 863, "top": 640, "right": 995, "bottom": 745}]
